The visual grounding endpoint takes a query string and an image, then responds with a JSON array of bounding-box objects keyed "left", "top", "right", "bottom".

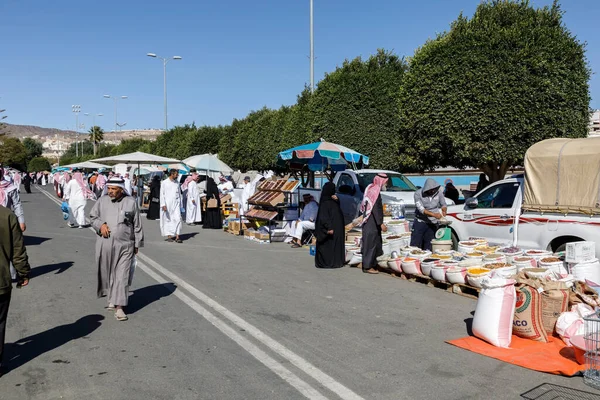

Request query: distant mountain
[{"left": 2, "top": 124, "right": 77, "bottom": 139}]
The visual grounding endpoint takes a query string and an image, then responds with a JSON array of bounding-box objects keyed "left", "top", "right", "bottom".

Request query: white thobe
[
  {"left": 160, "top": 178, "right": 182, "bottom": 237},
  {"left": 64, "top": 180, "right": 87, "bottom": 226},
  {"left": 124, "top": 178, "right": 132, "bottom": 196},
  {"left": 186, "top": 182, "right": 202, "bottom": 223}
]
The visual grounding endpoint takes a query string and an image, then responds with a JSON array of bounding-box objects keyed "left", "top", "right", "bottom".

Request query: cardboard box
[
  {"left": 566, "top": 241, "right": 596, "bottom": 263},
  {"left": 228, "top": 221, "right": 240, "bottom": 234},
  {"left": 255, "top": 232, "right": 270, "bottom": 241}
]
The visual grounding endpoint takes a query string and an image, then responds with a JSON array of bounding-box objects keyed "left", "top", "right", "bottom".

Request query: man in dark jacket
[{"left": 0, "top": 205, "right": 30, "bottom": 375}]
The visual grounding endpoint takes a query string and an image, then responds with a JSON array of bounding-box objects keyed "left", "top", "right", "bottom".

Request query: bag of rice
[
  {"left": 472, "top": 277, "right": 516, "bottom": 348},
  {"left": 513, "top": 273, "right": 548, "bottom": 343},
  {"left": 540, "top": 280, "right": 570, "bottom": 336}
]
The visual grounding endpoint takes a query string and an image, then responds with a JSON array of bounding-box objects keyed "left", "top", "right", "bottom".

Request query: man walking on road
[
  {"left": 0, "top": 205, "right": 30, "bottom": 375},
  {"left": 90, "top": 177, "right": 144, "bottom": 321},
  {"left": 0, "top": 166, "right": 26, "bottom": 233},
  {"left": 160, "top": 169, "right": 182, "bottom": 243}
]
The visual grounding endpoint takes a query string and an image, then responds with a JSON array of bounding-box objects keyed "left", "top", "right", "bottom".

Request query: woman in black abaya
[
  {"left": 146, "top": 175, "right": 161, "bottom": 220},
  {"left": 314, "top": 182, "right": 345, "bottom": 269},
  {"left": 203, "top": 177, "right": 222, "bottom": 229}
]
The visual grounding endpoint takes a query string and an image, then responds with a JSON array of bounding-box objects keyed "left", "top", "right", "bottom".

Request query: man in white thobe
[
  {"left": 160, "top": 169, "right": 182, "bottom": 243},
  {"left": 123, "top": 173, "right": 133, "bottom": 196},
  {"left": 63, "top": 171, "right": 90, "bottom": 228},
  {"left": 185, "top": 173, "right": 202, "bottom": 225},
  {"left": 90, "top": 177, "right": 143, "bottom": 321},
  {"left": 290, "top": 194, "right": 319, "bottom": 248}
]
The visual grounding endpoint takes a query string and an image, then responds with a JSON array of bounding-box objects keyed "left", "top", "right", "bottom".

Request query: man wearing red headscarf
[
  {"left": 360, "top": 174, "right": 388, "bottom": 274},
  {"left": 63, "top": 171, "right": 95, "bottom": 228}
]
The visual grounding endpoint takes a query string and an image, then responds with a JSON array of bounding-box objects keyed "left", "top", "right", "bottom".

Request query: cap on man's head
[
  {"left": 244, "top": 176, "right": 251, "bottom": 181},
  {"left": 302, "top": 193, "right": 313, "bottom": 200}
]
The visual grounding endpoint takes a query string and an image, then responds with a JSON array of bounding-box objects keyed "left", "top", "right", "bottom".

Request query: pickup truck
[
  {"left": 445, "top": 137, "right": 600, "bottom": 257},
  {"left": 330, "top": 169, "right": 454, "bottom": 225},
  {"left": 445, "top": 176, "right": 600, "bottom": 254}
]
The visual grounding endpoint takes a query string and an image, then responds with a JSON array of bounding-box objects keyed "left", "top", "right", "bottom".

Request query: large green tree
[
  {"left": 28, "top": 156, "right": 51, "bottom": 172},
  {"left": 22, "top": 137, "right": 43, "bottom": 161},
  {"left": 0, "top": 137, "right": 27, "bottom": 169},
  {"left": 399, "top": 0, "right": 591, "bottom": 181},
  {"left": 311, "top": 49, "right": 408, "bottom": 170}
]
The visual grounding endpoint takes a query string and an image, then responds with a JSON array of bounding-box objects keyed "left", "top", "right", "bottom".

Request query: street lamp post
[
  {"left": 103, "top": 95, "right": 127, "bottom": 142},
  {"left": 146, "top": 53, "right": 182, "bottom": 131},
  {"left": 72, "top": 105, "right": 81, "bottom": 157},
  {"left": 84, "top": 113, "right": 104, "bottom": 155},
  {"left": 310, "top": 0, "right": 314, "bottom": 93}
]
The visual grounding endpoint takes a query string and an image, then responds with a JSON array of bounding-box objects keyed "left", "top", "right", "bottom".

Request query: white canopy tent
[
  {"left": 182, "top": 154, "right": 233, "bottom": 180},
  {"left": 59, "top": 161, "right": 111, "bottom": 170},
  {"left": 90, "top": 152, "right": 181, "bottom": 206}
]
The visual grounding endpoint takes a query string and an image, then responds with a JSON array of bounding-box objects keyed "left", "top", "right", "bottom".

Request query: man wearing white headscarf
[
  {"left": 185, "top": 173, "right": 201, "bottom": 225},
  {"left": 160, "top": 169, "right": 182, "bottom": 243},
  {"left": 90, "top": 177, "right": 143, "bottom": 321}
]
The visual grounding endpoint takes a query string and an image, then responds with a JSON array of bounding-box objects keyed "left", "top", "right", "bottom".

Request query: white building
[{"left": 590, "top": 109, "right": 600, "bottom": 137}]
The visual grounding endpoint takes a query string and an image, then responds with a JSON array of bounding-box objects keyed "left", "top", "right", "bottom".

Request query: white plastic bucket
[
  {"left": 348, "top": 251, "right": 362, "bottom": 266},
  {"left": 513, "top": 256, "right": 537, "bottom": 272},
  {"left": 388, "top": 239, "right": 404, "bottom": 254},
  {"left": 431, "top": 239, "right": 453, "bottom": 253},
  {"left": 400, "top": 246, "right": 420, "bottom": 257},
  {"left": 420, "top": 258, "right": 440, "bottom": 276},
  {"left": 496, "top": 247, "right": 523, "bottom": 263},
  {"left": 377, "top": 255, "right": 392, "bottom": 269},
  {"left": 431, "top": 264, "right": 450, "bottom": 282},
  {"left": 467, "top": 267, "right": 492, "bottom": 288},
  {"left": 401, "top": 258, "right": 422, "bottom": 275},
  {"left": 408, "top": 249, "right": 432, "bottom": 260},
  {"left": 345, "top": 247, "right": 360, "bottom": 264},
  {"left": 538, "top": 257, "right": 567, "bottom": 276},
  {"left": 387, "top": 257, "right": 404, "bottom": 273},
  {"left": 447, "top": 267, "right": 468, "bottom": 284},
  {"left": 569, "top": 259, "right": 600, "bottom": 284},
  {"left": 524, "top": 249, "right": 552, "bottom": 261},
  {"left": 458, "top": 241, "right": 479, "bottom": 254},
  {"left": 381, "top": 241, "right": 391, "bottom": 255},
  {"left": 483, "top": 254, "right": 507, "bottom": 265}
]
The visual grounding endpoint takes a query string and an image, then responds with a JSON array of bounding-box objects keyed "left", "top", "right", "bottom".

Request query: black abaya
[
  {"left": 314, "top": 182, "right": 345, "bottom": 269},
  {"left": 203, "top": 178, "right": 222, "bottom": 229},
  {"left": 146, "top": 177, "right": 161, "bottom": 220},
  {"left": 361, "top": 195, "right": 384, "bottom": 271},
  {"left": 23, "top": 175, "right": 31, "bottom": 194}
]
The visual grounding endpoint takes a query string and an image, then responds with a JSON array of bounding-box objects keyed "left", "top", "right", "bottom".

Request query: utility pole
[
  {"left": 147, "top": 53, "right": 182, "bottom": 131},
  {"left": 72, "top": 105, "right": 81, "bottom": 157},
  {"left": 310, "top": 0, "right": 314, "bottom": 93}
]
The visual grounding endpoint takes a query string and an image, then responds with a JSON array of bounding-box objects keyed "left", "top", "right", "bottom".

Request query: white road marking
[
  {"left": 137, "top": 252, "right": 365, "bottom": 400},
  {"left": 36, "top": 186, "right": 365, "bottom": 400},
  {"left": 136, "top": 259, "right": 329, "bottom": 400}
]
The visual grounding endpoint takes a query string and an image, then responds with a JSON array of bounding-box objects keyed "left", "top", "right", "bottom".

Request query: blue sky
[{"left": 1, "top": 0, "right": 598, "bottom": 131}]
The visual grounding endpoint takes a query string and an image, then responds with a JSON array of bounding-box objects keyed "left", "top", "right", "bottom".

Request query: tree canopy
[
  {"left": 399, "top": 0, "right": 591, "bottom": 181},
  {"left": 28, "top": 156, "right": 51, "bottom": 172},
  {"left": 0, "top": 137, "right": 28, "bottom": 169},
  {"left": 22, "top": 137, "right": 43, "bottom": 160}
]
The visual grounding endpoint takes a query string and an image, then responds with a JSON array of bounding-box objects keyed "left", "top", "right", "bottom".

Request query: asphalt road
[{"left": 1, "top": 184, "right": 598, "bottom": 400}]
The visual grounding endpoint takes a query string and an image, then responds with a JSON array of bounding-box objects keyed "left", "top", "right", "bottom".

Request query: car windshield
[{"left": 357, "top": 173, "right": 417, "bottom": 192}]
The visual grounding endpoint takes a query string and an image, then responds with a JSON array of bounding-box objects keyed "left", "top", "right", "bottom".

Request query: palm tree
[{"left": 88, "top": 126, "right": 104, "bottom": 155}]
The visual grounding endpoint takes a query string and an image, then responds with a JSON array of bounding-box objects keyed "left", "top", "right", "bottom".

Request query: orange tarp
[{"left": 447, "top": 335, "right": 586, "bottom": 377}]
